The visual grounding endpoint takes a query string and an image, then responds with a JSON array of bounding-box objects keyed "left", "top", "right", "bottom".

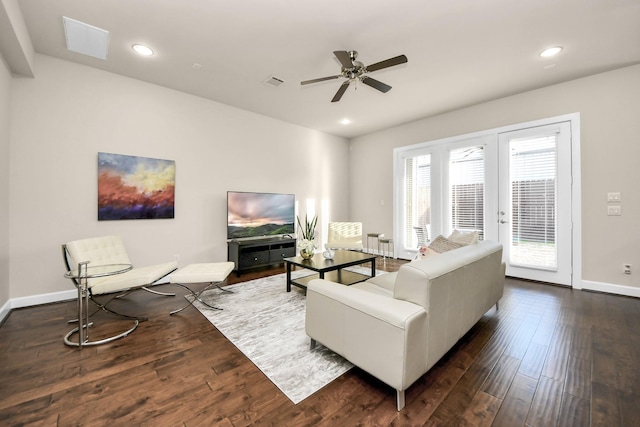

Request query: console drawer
[
  {"left": 270, "top": 246, "right": 296, "bottom": 262},
  {"left": 239, "top": 250, "right": 269, "bottom": 266}
]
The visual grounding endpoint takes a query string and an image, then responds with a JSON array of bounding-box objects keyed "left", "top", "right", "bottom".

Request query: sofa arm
[
  {"left": 307, "top": 279, "right": 423, "bottom": 327},
  {"left": 305, "top": 279, "right": 428, "bottom": 393}
]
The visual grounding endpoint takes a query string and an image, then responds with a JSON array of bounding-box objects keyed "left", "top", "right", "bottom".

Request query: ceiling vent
[
  {"left": 63, "top": 16, "right": 110, "bottom": 60},
  {"left": 263, "top": 75, "right": 285, "bottom": 87}
]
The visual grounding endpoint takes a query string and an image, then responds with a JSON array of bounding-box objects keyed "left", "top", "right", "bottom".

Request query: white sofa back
[{"left": 393, "top": 240, "right": 504, "bottom": 369}]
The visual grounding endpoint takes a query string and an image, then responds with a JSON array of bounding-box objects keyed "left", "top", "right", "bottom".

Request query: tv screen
[{"left": 227, "top": 191, "right": 295, "bottom": 240}]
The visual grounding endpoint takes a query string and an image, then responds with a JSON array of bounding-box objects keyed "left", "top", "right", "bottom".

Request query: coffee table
[{"left": 284, "top": 250, "right": 377, "bottom": 292}]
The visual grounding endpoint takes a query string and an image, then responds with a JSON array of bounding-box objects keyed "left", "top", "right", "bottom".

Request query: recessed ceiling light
[
  {"left": 539, "top": 46, "right": 563, "bottom": 58},
  {"left": 132, "top": 44, "right": 154, "bottom": 56},
  {"left": 340, "top": 118, "right": 351, "bottom": 125}
]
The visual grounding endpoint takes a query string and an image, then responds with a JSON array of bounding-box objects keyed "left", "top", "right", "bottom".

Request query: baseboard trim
[
  {"left": 0, "top": 300, "right": 11, "bottom": 324},
  {"left": 1, "top": 290, "right": 76, "bottom": 323},
  {"left": 581, "top": 280, "right": 640, "bottom": 299}
]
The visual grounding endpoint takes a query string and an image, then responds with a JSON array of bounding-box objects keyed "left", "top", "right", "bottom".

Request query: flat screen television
[{"left": 227, "top": 191, "right": 295, "bottom": 240}]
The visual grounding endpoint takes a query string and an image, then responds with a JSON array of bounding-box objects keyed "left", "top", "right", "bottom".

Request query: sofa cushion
[
  {"left": 363, "top": 271, "right": 397, "bottom": 294},
  {"left": 428, "top": 235, "right": 464, "bottom": 253},
  {"left": 448, "top": 229, "right": 479, "bottom": 245},
  {"left": 352, "top": 282, "right": 393, "bottom": 297}
]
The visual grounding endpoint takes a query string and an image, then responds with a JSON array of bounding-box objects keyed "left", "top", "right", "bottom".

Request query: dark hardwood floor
[{"left": 1, "top": 257, "right": 640, "bottom": 426}]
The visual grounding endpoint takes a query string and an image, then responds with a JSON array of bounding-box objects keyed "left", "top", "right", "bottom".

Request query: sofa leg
[
  {"left": 310, "top": 338, "right": 317, "bottom": 350},
  {"left": 496, "top": 300, "right": 500, "bottom": 311},
  {"left": 397, "top": 390, "right": 405, "bottom": 411}
]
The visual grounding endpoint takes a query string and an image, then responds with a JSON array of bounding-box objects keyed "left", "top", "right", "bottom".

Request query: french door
[
  {"left": 395, "top": 116, "right": 578, "bottom": 287},
  {"left": 497, "top": 122, "right": 573, "bottom": 285}
]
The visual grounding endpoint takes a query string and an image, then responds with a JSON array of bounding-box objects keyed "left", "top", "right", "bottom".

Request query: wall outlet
[
  {"left": 607, "top": 205, "right": 621, "bottom": 216},
  {"left": 607, "top": 192, "right": 621, "bottom": 202},
  {"left": 624, "top": 264, "right": 631, "bottom": 275}
]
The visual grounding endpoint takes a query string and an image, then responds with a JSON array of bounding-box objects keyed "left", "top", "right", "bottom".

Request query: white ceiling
[{"left": 13, "top": 0, "right": 640, "bottom": 138}]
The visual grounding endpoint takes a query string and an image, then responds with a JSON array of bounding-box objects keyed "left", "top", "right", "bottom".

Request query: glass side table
[{"left": 64, "top": 262, "right": 133, "bottom": 348}]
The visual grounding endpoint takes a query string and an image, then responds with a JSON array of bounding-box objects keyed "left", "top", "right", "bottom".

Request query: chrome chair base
[
  {"left": 170, "top": 282, "right": 233, "bottom": 315},
  {"left": 142, "top": 286, "right": 176, "bottom": 297},
  {"left": 64, "top": 320, "right": 139, "bottom": 347}
]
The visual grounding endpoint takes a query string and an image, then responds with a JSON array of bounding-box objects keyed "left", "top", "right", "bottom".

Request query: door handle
[{"left": 500, "top": 219, "right": 509, "bottom": 224}]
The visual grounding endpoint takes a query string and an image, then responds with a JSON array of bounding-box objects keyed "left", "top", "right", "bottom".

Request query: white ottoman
[{"left": 169, "top": 262, "right": 235, "bottom": 315}]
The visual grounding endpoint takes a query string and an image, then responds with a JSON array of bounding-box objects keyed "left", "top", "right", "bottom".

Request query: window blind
[
  {"left": 449, "top": 146, "right": 484, "bottom": 239},
  {"left": 510, "top": 135, "right": 557, "bottom": 269}
]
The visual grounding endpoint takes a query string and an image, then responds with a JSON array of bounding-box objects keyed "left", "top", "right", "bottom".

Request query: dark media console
[{"left": 228, "top": 236, "right": 297, "bottom": 276}]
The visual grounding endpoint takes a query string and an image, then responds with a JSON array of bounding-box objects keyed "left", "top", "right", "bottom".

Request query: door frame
[{"left": 498, "top": 121, "right": 573, "bottom": 286}]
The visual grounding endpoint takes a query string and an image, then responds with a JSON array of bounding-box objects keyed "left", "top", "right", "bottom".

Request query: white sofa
[{"left": 305, "top": 240, "right": 505, "bottom": 410}]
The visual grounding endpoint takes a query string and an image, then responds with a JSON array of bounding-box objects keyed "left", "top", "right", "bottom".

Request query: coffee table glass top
[{"left": 284, "top": 250, "right": 376, "bottom": 271}]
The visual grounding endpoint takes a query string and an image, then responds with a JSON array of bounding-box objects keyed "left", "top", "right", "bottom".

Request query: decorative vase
[
  {"left": 300, "top": 247, "right": 314, "bottom": 259},
  {"left": 322, "top": 249, "right": 335, "bottom": 259}
]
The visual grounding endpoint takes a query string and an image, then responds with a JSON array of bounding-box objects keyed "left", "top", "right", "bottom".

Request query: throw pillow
[
  {"left": 428, "top": 235, "right": 464, "bottom": 253},
  {"left": 448, "top": 229, "right": 479, "bottom": 245}
]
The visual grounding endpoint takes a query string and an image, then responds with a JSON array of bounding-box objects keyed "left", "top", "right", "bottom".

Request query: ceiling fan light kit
[{"left": 301, "top": 50, "right": 408, "bottom": 102}]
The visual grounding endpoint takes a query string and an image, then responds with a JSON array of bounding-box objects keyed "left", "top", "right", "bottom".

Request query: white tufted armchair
[{"left": 325, "top": 222, "right": 364, "bottom": 251}]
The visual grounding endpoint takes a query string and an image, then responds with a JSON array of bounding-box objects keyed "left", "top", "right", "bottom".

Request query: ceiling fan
[{"left": 301, "top": 50, "right": 408, "bottom": 102}]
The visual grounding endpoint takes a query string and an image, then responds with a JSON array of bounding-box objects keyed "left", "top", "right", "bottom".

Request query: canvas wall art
[{"left": 98, "top": 152, "right": 175, "bottom": 220}]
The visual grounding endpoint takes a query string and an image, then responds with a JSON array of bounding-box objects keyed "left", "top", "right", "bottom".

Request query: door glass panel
[{"left": 509, "top": 135, "right": 557, "bottom": 270}]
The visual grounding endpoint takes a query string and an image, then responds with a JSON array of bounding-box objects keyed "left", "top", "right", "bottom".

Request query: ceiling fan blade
[
  {"left": 366, "top": 55, "right": 408, "bottom": 73},
  {"left": 361, "top": 76, "right": 392, "bottom": 93},
  {"left": 333, "top": 51, "right": 353, "bottom": 69},
  {"left": 331, "top": 81, "right": 350, "bottom": 102},
  {"left": 300, "top": 75, "right": 341, "bottom": 85}
]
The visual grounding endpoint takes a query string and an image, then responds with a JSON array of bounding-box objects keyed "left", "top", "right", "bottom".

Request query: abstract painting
[{"left": 98, "top": 152, "right": 175, "bottom": 220}]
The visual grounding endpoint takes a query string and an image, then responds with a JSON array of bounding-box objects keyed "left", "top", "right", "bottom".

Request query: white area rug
[{"left": 193, "top": 268, "right": 376, "bottom": 404}]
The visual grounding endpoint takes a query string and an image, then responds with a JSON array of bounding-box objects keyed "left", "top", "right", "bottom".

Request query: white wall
[
  {"left": 8, "top": 54, "right": 350, "bottom": 300},
  {"left": 6, "top": 55, "right": 640, "bottom": 305},
  {"left": 0, "top": 55, "right": 10, "bottom": 310},
  {"left": 350, "top": 65, "right": 640, "bottom": 292}
]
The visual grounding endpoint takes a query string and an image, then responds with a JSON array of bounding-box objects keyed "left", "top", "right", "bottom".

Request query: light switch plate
[{"left": 607, "top": 192, "right": 621, "bottom": 202}]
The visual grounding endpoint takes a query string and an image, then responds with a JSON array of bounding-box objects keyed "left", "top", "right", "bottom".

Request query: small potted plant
[{"left": 296, "top": 214, "right": 317, "bottom": 259}]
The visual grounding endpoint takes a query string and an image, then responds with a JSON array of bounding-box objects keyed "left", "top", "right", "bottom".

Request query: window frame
[{"left": 393, "top": 135, "right": 495, "bottom": 259}]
